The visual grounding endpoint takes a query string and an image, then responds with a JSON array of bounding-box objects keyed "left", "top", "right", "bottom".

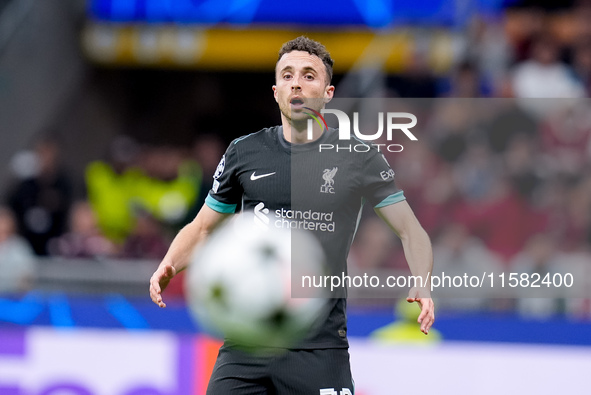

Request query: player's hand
[
  {"left": 150, "top": 263, "right": 176, "bottom": 308},
  {"left": 406, "top": 287, "right": 435, "bottom": 335}
]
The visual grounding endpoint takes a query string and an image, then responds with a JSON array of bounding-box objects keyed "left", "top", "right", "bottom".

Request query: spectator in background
[
  {"left": 413, "top": 164, "right": 460, "bottom": 237},
  {"left": 502, "top": 133, "right": 542, "bottom": 201},
  {"left": 7, "top": 136, "right": 72, "bottom": 255},
  {"left": 85, "top": 136, "right": 143, "bottom": 242},
  {"left": 370, "top": 299, "right": 442, "bottom": 344},
  {"left": 0, "top": 207, "right": 36, "bottom": 293},
  {"left": 386, "top": 50, "right": 438, "bottom": 98},
  {"left": 86, "top": 136, "right": 201, "bottom": 242},
  {"left": 121, "top": 209, "right": 170, "bottom": 260},
  {"left": 389, "top": 138, "right": 441, "bottom": 202},
  {"left": 551, "top": 176, "right": 591, "bottom": 252},
  {"left": 483, "top": 99, "right": 537, "bottom": 154},
  {"left": 447, "top": 61, "right": 487, "bottom": 98},
  {"left": 454, "top": 176, "right": 547, "bottom": 263},
  {"left": 511, "top": 34, "right": 585, "bottom": 98},
  {"left": 348, "top": 216, "right": 405, "bottom": 270},
  {"left": 183, "top": 133, "right": 226, "bottom": 224},
  {"left": 48, "top": 201, "right": 117, "bottom": 259},
  {"left": 454, "top": 142, "right": 500, "bottom": 202},
  {"left": 539, "top": 103, "right": 591, "bottom": 175},
  {"left": 511, "top": 234, "right": 564, "bottom": 318},
  {"left": 133, "top": 145, "right": 201, "bottom": 226},
  {"left": 427, "top": 99, "right": 479, "bottom": 164},
  {"left": 462, "top": 16, "right": 512, "bottom": 91},
  {"left": 432, "top": 223, "right": 503, "bottom": 311},
  {"left": 572, "top": 39, "right": 591, "bottom": 95}
]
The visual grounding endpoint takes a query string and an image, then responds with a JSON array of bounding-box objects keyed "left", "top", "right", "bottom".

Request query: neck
[{"left": 281, "top": 115, "right": 324, "bottom": 144}]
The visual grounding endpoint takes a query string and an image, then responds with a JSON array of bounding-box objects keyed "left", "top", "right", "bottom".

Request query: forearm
[
  {"left": 399, "top": 222, "right": 433, "bottom": 293},
  {"left": 375, "top": 201, "right": 435, "bottom": 331},
  {"left": 159, "top": 220, "right": 210, "bottom": 273},
  {"left": 160, "top": 204, "right": 230, "bottom": 273},
  {"left": 150, "top": 204, "right": 229, "bottom": 308}
]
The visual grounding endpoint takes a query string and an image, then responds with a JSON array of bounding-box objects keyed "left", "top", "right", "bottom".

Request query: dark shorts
[{"left": 206, "top": 344, "right": 354, "bottom": 395}]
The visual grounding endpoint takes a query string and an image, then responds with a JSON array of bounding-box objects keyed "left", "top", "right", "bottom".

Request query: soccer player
[{"left": 150, "top": 36, "right": 435, "bottom": 394}]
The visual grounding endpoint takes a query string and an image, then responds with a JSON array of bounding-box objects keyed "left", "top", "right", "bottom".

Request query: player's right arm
[
  {"left": 149, "top": 204, "right": 230, "bottom": 308},
  {"left": 151, "top": 139, "right": 241, "bottom": 307}
]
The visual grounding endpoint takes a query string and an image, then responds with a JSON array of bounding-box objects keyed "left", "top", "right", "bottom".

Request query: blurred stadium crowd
[{"left": 1, "top": 1, "right": 591, "bottom": 318}]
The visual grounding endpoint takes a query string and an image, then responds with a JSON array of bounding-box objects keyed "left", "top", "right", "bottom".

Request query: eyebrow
[
  {"left": 279, "top": 66, "right": 293, "bottom": 74},
  {"left": 278, "top": 65, "right": 318, "bottom": 74}
]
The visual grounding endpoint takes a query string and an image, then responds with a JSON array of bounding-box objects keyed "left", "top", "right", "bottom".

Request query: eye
[
  {"left": 283, "top": 73, "right": 292, "bottom": 80},
  {"left": 304, "top": 74, "right": 314, "bottom": 80}
]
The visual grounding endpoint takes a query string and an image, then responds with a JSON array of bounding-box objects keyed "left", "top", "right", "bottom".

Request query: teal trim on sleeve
[
  {"left": 205, "top": 194, "right": 237, "bottom": 214},
  {"left": 375, "top": 191, "right": 406, "bottom": 208},
  {"left": 233, "top": 132, "right": 256, "bottom": 144}
]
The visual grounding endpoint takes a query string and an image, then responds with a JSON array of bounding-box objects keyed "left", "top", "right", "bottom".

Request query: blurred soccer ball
[{"left": 186, "top": 214, "right": 327, "bottom": 349}]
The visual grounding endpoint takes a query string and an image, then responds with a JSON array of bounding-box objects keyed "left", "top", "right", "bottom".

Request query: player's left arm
[{"left": 375, "top": 200, "right": 435, "bottom": 334}]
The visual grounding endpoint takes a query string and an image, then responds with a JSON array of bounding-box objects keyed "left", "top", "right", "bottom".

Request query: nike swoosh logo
[{"left": 250, "top": 171, "right": 276, "bottom": 181}]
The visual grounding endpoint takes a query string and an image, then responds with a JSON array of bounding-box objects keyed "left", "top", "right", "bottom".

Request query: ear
[
  {"left": 272, "top": 85, "right": 278, "bottom": 103},
  {"left": 324, "top": 85, "right": 335, "bottom": 103}
]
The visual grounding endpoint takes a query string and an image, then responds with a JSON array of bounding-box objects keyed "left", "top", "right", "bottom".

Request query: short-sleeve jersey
[{"left": 206, "top": 126, "right": 405, "bottom": 349}]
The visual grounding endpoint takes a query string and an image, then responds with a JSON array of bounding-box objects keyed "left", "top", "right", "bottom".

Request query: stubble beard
[{"left": 279, "top": 101, "right": 309, "bottom": 131}]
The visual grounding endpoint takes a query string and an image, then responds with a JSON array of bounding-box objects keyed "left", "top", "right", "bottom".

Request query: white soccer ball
[{"left": 186, "top": 213, "right": 327, "bottom": 349}]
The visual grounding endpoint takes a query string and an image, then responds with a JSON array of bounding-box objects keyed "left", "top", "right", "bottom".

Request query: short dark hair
[{"left": 277, "top": 36, "right": 334, "bottom": 84}]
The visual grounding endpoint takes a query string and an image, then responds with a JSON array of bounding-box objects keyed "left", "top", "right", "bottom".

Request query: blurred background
[{"left": 1, "top": 0, "right": 591, "bottom": 394}]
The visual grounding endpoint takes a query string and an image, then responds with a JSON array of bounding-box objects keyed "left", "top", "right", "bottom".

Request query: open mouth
[{"left": 290, "top": 97, "right": 304, "bottom": 107}]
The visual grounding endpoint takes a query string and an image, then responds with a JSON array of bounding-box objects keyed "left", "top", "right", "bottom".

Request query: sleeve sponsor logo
[
  {"left": 213, "top": 155, "right": 225, "bottom": 180},
  {"left": 380, "top": 169, "right": 395, "bottom": 180}
]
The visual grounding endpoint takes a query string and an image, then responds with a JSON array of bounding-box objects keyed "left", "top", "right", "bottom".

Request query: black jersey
[{"left": 205, "top": 126, "right": 404, "bottom": 348}]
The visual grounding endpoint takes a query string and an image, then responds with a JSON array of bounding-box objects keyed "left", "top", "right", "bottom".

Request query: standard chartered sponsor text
[{"left": 274, "top": 208, "right": 335, "bottom": 232}]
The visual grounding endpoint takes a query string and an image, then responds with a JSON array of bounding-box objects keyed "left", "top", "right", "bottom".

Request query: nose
[{"left": 291, "top": 75, "right": 301, "bottom": 91}]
